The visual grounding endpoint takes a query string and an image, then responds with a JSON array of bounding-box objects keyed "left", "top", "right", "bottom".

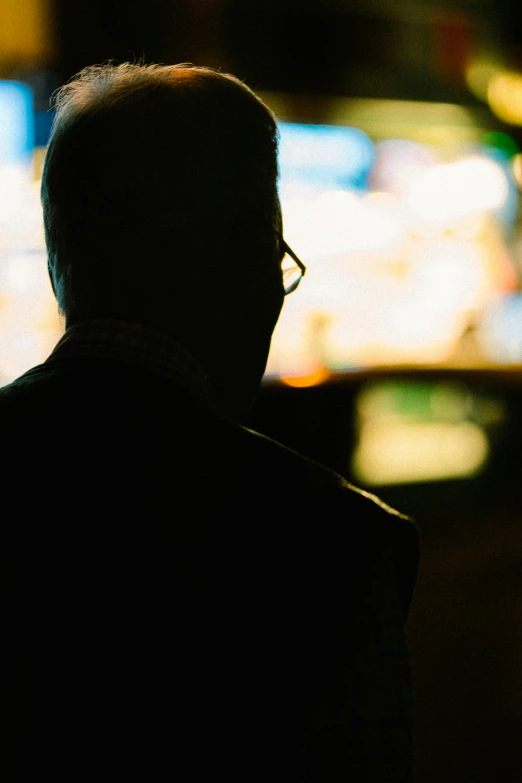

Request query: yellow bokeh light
[
  {"left": 465, "top": 59, "right": 501, "bottom": 102},
  {"left": 488, "top": 71, "right": 522, "bottom": 126},
  {"left": 0, "top": 0, "right": 55, "bottom": 67},
  {"left": 352, "top": 420, "right": 489, "bottom": 485},
  {"left": 351, "top": 380, "right": 496, "bottom": 486},
  {"left": 512, "top": 153, "right": 522, "bottom": 188}
]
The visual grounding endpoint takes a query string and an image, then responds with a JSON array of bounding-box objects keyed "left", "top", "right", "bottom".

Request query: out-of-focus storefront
[{"left": 252, "top": 95, "right": 522, "bottom": 492}]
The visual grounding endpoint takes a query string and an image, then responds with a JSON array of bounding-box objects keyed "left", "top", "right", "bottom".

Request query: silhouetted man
[{"left": 3, "top": 64, "right": 419, "bottom": 781}]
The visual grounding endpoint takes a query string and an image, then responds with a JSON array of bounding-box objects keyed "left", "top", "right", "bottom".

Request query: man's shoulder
[
  {"left": 0, "top": 361, "right": 72, "bottom": 398},
  {"left": 226, "top": 420, "right": 420, "bottom": 607},
  {"left": 231, "top": 419, "right": 407, "bottom": 516},
  {"left": 228, "top": 420, "right": 418, "bottom": 539},
  {"left": 0, "top": 364, "right": 58, "bottom": 414}
]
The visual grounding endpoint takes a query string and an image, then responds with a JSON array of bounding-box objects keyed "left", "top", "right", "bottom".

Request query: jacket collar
[{"left": 46, "top": 318, "right": 216, "bottom": 410}]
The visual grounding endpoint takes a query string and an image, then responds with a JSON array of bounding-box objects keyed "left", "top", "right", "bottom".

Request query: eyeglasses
[{"left": 278, "top": 234, "right": 306, "bottom": 295}]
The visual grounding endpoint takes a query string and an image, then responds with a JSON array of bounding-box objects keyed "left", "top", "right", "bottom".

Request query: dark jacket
[{"left": 3, "top": 352, "right": 419, "bottom": 781}]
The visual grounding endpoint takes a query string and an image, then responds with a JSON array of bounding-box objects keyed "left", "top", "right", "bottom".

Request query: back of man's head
[{"left": 41, "top": 63, "right": 280, "bottom": 327}]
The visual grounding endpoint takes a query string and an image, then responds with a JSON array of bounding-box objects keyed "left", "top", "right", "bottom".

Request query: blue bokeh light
[
  {"left": 0, "top": 81, "right": 34, "bottom": 167},
  {"left": 277, "top": 121, "right": 375, "bottom": 194}
]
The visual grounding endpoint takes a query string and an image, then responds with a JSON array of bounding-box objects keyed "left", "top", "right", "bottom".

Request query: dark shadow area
[{"left": 247, "top": 372, "right": 522, "bottom": 783}]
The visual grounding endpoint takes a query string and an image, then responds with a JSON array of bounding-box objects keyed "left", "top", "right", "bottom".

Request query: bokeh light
[
  {"left": 266, "top": 108, "right": 520, "bottom": 383},
  {"left": 351, "top": 380, "right": 492, "bottom": 485}
]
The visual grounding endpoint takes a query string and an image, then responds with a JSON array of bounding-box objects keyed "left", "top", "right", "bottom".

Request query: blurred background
[{"left": 1, "top": 1, "right": 521, "bottom": 780}]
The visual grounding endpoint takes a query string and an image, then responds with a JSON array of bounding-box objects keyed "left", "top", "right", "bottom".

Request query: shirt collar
[{"left": 46, "top": 318, "right": 216, "bottom": 410}]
